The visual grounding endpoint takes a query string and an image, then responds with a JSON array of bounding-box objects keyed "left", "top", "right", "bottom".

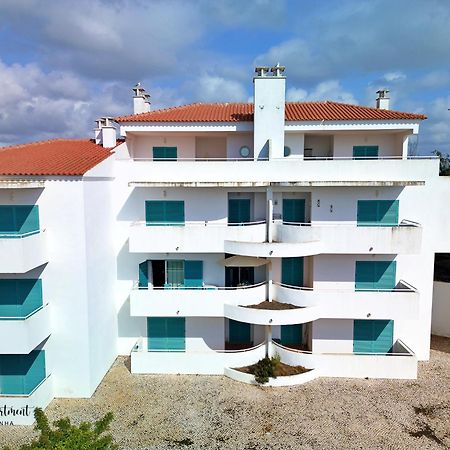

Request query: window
[
  {"left": 166, "top": 260, "right": 184, "bottom": 287},
  {"left": 145, "top": 201, "right": 185, "bottom": 226},
  {"left": 284, "top": 146, "right": 291, "bottom": 157},
  {"left": 280, "top": 324, "right": 303, "bottom": 346},
  {"left": 152, "top": 147, "right": 177, "bottom": 160},
  {"left": 0, "top": 351, "right": 46, "bottom": 395},
  {"left": 353, "top": 146, "right": 379, "bottom": 159},
  {"left": 164, "top": 260, "right": 203, "bottom": 288},
  {"left": 228, "top": 319, "right": 251, "bottom": 344},
  {"left": 353, "top": 320, "right": 393, "bottom": 354},
  {"left": 355, "top": 261, "right": 396, "bottom": 291},
  {"left": 357, "top": 200, "right": 399, "bottom": 227},
  {"left": 282, "top": 199, "right": 305, "bottom": 224},
  {"left": 147, "top": 317, "right": 185, "bottom": 351},
  {"left": 228, "top": 199, "right": 251, "bottom": 225},
  {"left": 281, "top": 257, "right": 304, "bottom": 287},
  {"left": 0, "top": 279, "right": 43, "bottom": 317},
  {"left": 0, "top": 205, "right": 40, "bottom": 236},
  {"left": 239, "top": 146, "right": 250, "bottom": 158}
]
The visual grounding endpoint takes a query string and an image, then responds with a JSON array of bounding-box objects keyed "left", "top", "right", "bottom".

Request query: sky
[{"left": 0, "top": 0, "right": 449, "bottom": 153}]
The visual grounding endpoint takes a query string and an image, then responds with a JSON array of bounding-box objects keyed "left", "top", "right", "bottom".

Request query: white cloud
[
  {"left": 0, "top": 59, "right": 127, "bottom": 144},
  {"left": 383, "top": 72, "right": 406, "bottom": 82},
  {"left": 186, "top": 75, "right": 248, "bottom": 102},
  {"left": 287, "top": 80, "right": 357, "bottom": 104}
]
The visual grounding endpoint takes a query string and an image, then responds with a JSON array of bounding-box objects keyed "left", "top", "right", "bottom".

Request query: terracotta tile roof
[
  {"left": 0, "top": 139, "right": 116, "bottom": 176},
  {"left": 115, "top": 101, "right": 427, "bottom": 123}
]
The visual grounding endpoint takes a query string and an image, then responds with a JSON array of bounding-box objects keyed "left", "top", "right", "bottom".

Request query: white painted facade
[{"left": 0, "top": 65, "right": 448, "bottom": 424}]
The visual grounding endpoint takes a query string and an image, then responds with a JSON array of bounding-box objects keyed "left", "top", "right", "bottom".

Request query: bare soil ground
[
  {"left": 236, "top": 361, "right": 310, "bottom": 377},
  {"left": 1, "top": 335, "right": 450, "bottom": 450}
]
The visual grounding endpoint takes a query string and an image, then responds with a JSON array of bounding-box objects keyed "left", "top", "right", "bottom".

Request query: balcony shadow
[{"left": 431, "top": 335, "right": 450, "bottom": 354}]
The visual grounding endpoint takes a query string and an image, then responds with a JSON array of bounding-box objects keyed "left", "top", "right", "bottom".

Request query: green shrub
[
  {"left": 254, "top": 354, "right": 281, "bottom": 384},
  {"left": 3, "top": 408, "right": 117, "bottom": 450}
]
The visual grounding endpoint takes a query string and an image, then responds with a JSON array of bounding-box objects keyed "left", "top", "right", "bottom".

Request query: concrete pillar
[
  {"left": 265, "top": 325, "right": 273, "bottom": 357},
  {"left": 402, "top": 135, "right": 409, "bottom": 160},
  {"left": 266, "top": 188, "right": 273, "bottom": 243}
]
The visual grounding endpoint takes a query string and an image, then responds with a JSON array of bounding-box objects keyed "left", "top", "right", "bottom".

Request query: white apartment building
[{"left": 0, "top": 65, "right": 448, "bottom": 424}]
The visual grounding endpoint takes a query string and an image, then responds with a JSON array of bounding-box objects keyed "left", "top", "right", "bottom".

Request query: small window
[
  {"left": 239, "top": 146, "right": 250, "bottom": 158},
  {"left": 153, "top": 147, "right": 177, "bottom": 161},
  {"left": 284, "top": 146, "right": 291, "bottom": 157},
  {"left": 353, "top": 146, "right": 379, "bottom": 159}
]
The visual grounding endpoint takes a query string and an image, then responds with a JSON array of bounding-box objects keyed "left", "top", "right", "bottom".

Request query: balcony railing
[{"left": 0, "top": 229, "right": 48, "bottom": 273}]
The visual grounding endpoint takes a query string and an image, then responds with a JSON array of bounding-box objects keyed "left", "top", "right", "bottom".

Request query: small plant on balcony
[
  {"left": 2, "top": 408, "right": 118, "bottom": 450},
  {"left": 254, "top": 353, "right": 281, "bottom": 384}
]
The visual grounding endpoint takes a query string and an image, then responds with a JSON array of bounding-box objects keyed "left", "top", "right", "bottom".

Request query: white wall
[
  {"left": 130, "top": 134, "right": 196, "bottom": 159},
  {"left": 284, "top": 133, "right": 304, "bottom": 158},
  {"left": 432, "top": 281, "right": 450, "bottom": 337},
  {"left": 333, "top": 132, "right": 403, "bottom": 158},
  {"left": 226, "top": 133, "right": 253, "bottom": 159},
  {"left": 195, "top": 137, "right": 226, "bottom": 159}
]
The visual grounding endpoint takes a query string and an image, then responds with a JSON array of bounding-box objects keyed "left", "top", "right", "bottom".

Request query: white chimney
[
  {"left": 376, "top": 89, "right": 390, "bottom": 110},
  {"left": 144, "top": 93, "right": 151, "bottom": 112},
  {"left": 94, "top": 117, "right": 117, "bottom": 148},
  {"left": 253, "top": 63, "right": 286, "bottom": 160},
  {"left": 132, "top": 82, "right": 149, "bottom": 114}
]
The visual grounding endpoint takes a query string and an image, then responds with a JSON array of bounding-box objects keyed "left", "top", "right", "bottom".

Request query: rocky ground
[{"left": 1, "top": 335, "right": 449, "bottom": 450}]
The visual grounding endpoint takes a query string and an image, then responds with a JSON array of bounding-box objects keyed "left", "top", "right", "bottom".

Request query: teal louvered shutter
[
  {"left": 146, "top": 201, "right": 165, "bottom": 225},
  {"left": 0, "top": 280, "right": 19, "bottom": 317},
  {"left": 15, "top": 206, "right": 40, "bottom": 235},
  {"left": 280, "top": 324, "right": 303, "bottom": 346},
  {"left": 184, "top": 260, "right": 203, "bottom": 288},
  {"left": 153, "top": 147, "right": 177, "bottom": 160},
  {"left": 0, "top": 279, "right": 42, "bottom": 317},
  {"left": 145, "top": 201, "right": 184, "bottom": 225},
  {"left": 229, "top": 319, "right": 251, "bottom": 344},
  {"left": 148, "top": 317, "right": 167, "bottom": 350},
  {"left": 18, "top": 279, "right": 43, "bottom": 317},
  {"left": 353, "top": 320, "right": 393, "bottom": 353},
  {"left": 0, "top": 206, "right": 15, "bottom": 235},
  {"left": 356, "top": 261, "right": 396, "bottom": 291},
  {"left": 353, "top": 146, "right": 379, "bottom": 159},
  {"left": 165, "top": 201, "right": 184, "bottom": 225},
  {"left": 138, "top": 261, "right": 148, "bottom": 288},
  {"left": 375, "top": 261, "right": 396, "bottom": 290},
  {"left": 0, "top": 351, "right": 45, "bottom": 395},
  {"left": 357, "top": 201, "right": 378, "bottom": 226},
  {"left": 166, "top": 317, "right": 185, "bottom": 351},
  {"left": 166, "top": 260, "right": 184, "bottom": 287},
  {"left": 281, "top": 257, "right": 304, "bottom": 287},
  {"left": 283, "top": 199, "right": 305, "bottom": 224},
  {"left": 0, "top": 354, "right": 25, "bottom": 394},
  {"left": 378, "top": 200, "right": 399, "bottom": 226},
  {"left": 147, "top": 317, "right": 185, "bottom": 351},
  {"left": 23, "top": 351, "right": 46, "bottom": 394},
  {"left": 228, "top": 199, "right": 251, "bottom": 224},
  {"left": 355, "top": 261, "right": 375, "bottom": 291}
]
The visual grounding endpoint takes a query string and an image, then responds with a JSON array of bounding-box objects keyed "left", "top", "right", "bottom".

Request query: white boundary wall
[{"left": 432, "top": 281, "right": 450, "bottom": 337}]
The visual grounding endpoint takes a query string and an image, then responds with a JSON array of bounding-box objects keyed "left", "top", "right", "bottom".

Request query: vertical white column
[
  {"left": 266, "top": 187, "right": 273, "bottom": 243},
  {"left": 402, "top": 135, "right": 409, "bottom": 160},
  {"left": 265, "top": 325, "right": 273, "bottom": 357}
]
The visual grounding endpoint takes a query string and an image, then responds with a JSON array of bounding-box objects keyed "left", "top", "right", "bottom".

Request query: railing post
[
  {"left": 266, "top": 188, "right": 273, "bottom": 243},
  {"left": 265, "top": 325, "right": 272, "bottom": 358}
]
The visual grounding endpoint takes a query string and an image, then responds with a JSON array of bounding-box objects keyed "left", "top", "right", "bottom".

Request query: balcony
[
  {"left": 127, "top": 157, "right": 437, "bottom": 187},
  {"left": 130, "top": 282, "right": 267, "bottom": 317},
  {"left": 274, "top": 220, "right": 422, "bottom": 255},
  {"left": 0, "top": 230, "right": 48, "bottom": 273},
  {"left": 131, "top": 338, "right": 266, "bottom": 375},
  {"left": 274, "top": 280, "right": 419, "bottom": 320},
  {"left": 0, "top": 374, "right": 53, "bottom": 425},
  {"left": 129, "top": 221, "right": 266, "bottom": 253},
  {"left": 0, "top": 304, "right": 51, "bottom": 354},
  {"left": 275, "top": 340, "right": 417, "bottom": 380}
]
